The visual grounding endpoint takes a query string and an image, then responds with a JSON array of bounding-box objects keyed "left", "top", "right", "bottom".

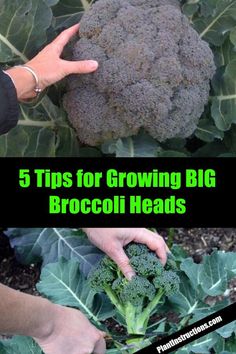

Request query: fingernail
[
  {"left": 126, "top": 271, "right": 135, "bottom": 281},
  {"left": 88, "top": 60, "right": 98, "bottom": 70}
]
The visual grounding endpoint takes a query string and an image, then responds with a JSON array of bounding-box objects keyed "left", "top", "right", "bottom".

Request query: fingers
[
  {"left": 133, "top": 229, "right": 168, "bottom": 265},
  {"left": 93, "top": 336, "right": 106, "bottom": 354},
  {"left": 61, "top": 59, "right": 99, "bottom": 75},
  {"left": 109, "top": 246, "right": 135, "bottom": 280},
  {"left": 51, "top": 24, "right": 80, "bottom": 54}
]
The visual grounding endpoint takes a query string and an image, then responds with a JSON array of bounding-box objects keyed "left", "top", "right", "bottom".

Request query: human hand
[
  {"left": 34, "top": 305, "right": 106, "bottom": 354},
  {"left": 6, "top": 24, "right": 98, "bottom": 100},
  {"left": 84, "top": 228, "right": 169, "bottom": 280}
]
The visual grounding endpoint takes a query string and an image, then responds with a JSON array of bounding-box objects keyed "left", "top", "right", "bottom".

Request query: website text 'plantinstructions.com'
[{"left": 156, "top": 315, "right": 223, "bottom": 353}]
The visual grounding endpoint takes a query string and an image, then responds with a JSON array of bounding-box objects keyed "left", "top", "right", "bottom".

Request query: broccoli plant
[
  {"left": 1, "top": 229, "right": 236, "bottom": 354},
  {"left": 88, "top": 243, "right": 180, "bottom": 335}
]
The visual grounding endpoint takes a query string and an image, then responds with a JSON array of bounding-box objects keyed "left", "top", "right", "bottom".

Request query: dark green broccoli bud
[
  {"left": 88, "top": 261, "right": 115, "bottom": 292},
  {"left": 130, "top": 253, "right": 164, "bottom": 277},
  {"left": 112, "top": 278, "right": 127, "bottom": 297},
  {"left": 125, "top": 243, "right": 149, "bottom": 257},
  {"left": 153, "top": 270, "right": 180, "bottom": 296},
  {"left": 120, "top": 276, "right": 155, "bottom": 306}
]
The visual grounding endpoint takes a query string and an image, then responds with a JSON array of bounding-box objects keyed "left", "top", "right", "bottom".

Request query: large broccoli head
[{"left": 64, "top": 0, "right": 215, "bottom": 146}]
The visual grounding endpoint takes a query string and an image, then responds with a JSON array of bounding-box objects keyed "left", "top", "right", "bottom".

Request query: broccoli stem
[
  {"left": 125, "top": 303, "right": 140, "bottom": 334},
  {"left": 133, "top": 289, "right": 164, "bottom": 335},
  {"left": 104, "top": 286, "right": 125, "bottom": 317}
]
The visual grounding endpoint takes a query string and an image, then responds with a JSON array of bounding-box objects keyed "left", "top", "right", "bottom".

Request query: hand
[
  {"left": 84, "top": 228, "right": 169, "bottom": 280},
  {"left": 34, "top": 305, "right": 106, "bottom": 354},
  {"left": 6, "top": 24, "right": 98, "bottom": 100}
]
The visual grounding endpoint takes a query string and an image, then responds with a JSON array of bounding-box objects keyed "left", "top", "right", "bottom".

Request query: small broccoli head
[
  {"left": 153, "top": 270, "right": 180, "bottom": 296},
  {"left": 125, "top": 243, "right": 149, "bottom": 257},
  {"left": 130, "top": 253, "right": 164, "bottom": 278},
  {"left": 88, "top": 259, "right": 115, "bottom": 292},
  {"left": 64, "top": 0, "right": 215, "bottom": 146},
  {"left": 120, "top": 276, "right": 155, "bottom": 306}
]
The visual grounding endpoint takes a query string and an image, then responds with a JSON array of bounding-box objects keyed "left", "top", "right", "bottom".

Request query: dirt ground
[{"left": 0, "top": 228, "right": 235, "bottom": 300}]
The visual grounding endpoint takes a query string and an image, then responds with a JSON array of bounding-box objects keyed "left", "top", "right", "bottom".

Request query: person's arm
[
  {"left": 83, "top": 228, "right": 169, "bottom": 280},
  {"left": 0, "top": 284, "right": 106, "bottom": 354},
  {"left": 0, "top": 24, "right": 98, "bottom": 136}
]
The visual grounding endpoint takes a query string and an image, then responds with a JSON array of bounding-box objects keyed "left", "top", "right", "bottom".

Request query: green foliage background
[{"left": 0, "top": 0, "right": 236, "bottom": 157}]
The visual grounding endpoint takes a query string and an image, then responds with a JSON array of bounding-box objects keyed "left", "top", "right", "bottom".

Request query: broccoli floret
[
  {"left": 88, "top": 260, "right": 115, "bottom": 292},
  {"left": 153, "top": 270, "right": 180, "bottom": 296},
  {"left": 125, "top": 243, "right": 149, "bottom": 257},
  {"left": 88, "top": 242, "right": 180, "bottom": 335},
  {"left": 120, "top": 276, "right": 155, "bottom": 306},
  {"left": 130, "top": 254, "right": 164, "bottom": 277},
  {"left": 64, "top": 0, "right": 215, "bottom": 146}
]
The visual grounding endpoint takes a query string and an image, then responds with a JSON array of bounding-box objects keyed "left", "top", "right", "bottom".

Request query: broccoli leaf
[
  {"left": 195, "top": 118, "right": 224, "bottom": 142},
  {"left": 0, "top": 0, "right": 53, "bottom": 62},
  {"left": 188, "top": 332, "right": 219, "bottom": 353},
  {"left": 211, "top": 62, "right": 236, "bottom": 131},
  {"left": 194, "top": 0, "right": 236, "bottom": 46},
  {"left": 0, "top": 97, "right": 81, "bottom": 157},
  {"left": 0, "top": 336, "right": 42, "bottom": 354},
  {"left": 37, "top": 258, "right": 115, "bottom": 325},
  {"left": 51, "top": 0, "right": 92, "bottom": 29},
  {"left": 6, "top": 228, "right": 102, "bottom": 274},
  {"left": 216, "top": 321, "right": 236, "bottom": 339},
  {"left": 199, "top": 251, "right": 229, "bottom": 296},
  {"left": 102, "top": 132, "right": 161, "bottom": 157}
]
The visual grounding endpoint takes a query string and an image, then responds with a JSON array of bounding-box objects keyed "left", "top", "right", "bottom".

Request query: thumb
[
  {"left": 110, "top": 248, "right": 135, "bottom": 280},
  {"left": 62, "top": 59, "right": 99, "bottom": 75}
]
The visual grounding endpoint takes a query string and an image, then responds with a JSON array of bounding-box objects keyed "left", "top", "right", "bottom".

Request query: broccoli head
[
  {"left": 88, "top": 242, "right": 180, "bottom": 334},
  {"left": 153, "top": 270, "right": 180, "bottom": 296},
  {"left": 64, "top": 0, "right": 215, "bottom": 146}
]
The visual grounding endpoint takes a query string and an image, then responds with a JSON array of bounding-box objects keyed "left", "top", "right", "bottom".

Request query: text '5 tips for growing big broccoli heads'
[{"left": 18, "top": 168, "right": 217, "bottom": 216}]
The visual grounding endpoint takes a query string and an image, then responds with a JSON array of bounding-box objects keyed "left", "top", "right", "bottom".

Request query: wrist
[
  {"left": 5, "top": 67, "right": 37, "bottom": 101},
  {"left": 27, "top": 299, "right": 57, "bottom": 340}
]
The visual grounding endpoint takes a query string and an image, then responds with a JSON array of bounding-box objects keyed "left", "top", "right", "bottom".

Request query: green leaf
[
  {"left": 188, "top": 332, "right": 219, "bottom": 353},
  {"left": 216, "top": 321, "right": 236, "bottom": 338},
  {"left": 182, "top": 3, "right": 199, "bottom": 17},
  {"left": 168, "top": 274, "right": 202, "bottom": 316},
  {"left": 193, "top": 141, "right": 229, "bottom": 157},
  {"left": 180, "top": 258, "right": 203, "bottom": 292},
  {"left": 102, "top": 132, "right": 161, "bottom": 157},
  {"left": 0, "top": 98, "right": 81, "bottom": 157},
  {"left": 224, "top": 124, "right": 236, "bottom": 154},
  {"left": 214, "top": 37, "right": 236, "bottom": 68},
  {"left": 198, "top": 251, "right": 228, "bottom": 296},
  {"left": 217, "top": 250, "right": 236, "bottom": 278},
  {"left": 195, "top": 118, "right": 224, "bottom": 142},
  {"left": 37, "top": 258, "right": 114, "bottom": 326},
  {"left": 0, "top": 336, "right": 42, "bottom": 354},
  {"left": 230, "top": 26, "right": 236, "bottom": 46},
  {"left": 194, "top": 1, "right": 236, "bottom": 46},
  {"left": 52, "top": 0, "right": 92, "bottom": 29},
  {"left": 0, "top": 0, "right": 53, "bottom": 63},
  {"left": 7, "top": 228, "right": 103, "bottom": 275},
  {"left": 157, "top": 150, "right": 188, "bottom": 157},
  {"left": 211, "top": 63, "right": 236, "bottom": 131},
  {"left": 180, "top": 250, "right": 233, "bottom": 297}
]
